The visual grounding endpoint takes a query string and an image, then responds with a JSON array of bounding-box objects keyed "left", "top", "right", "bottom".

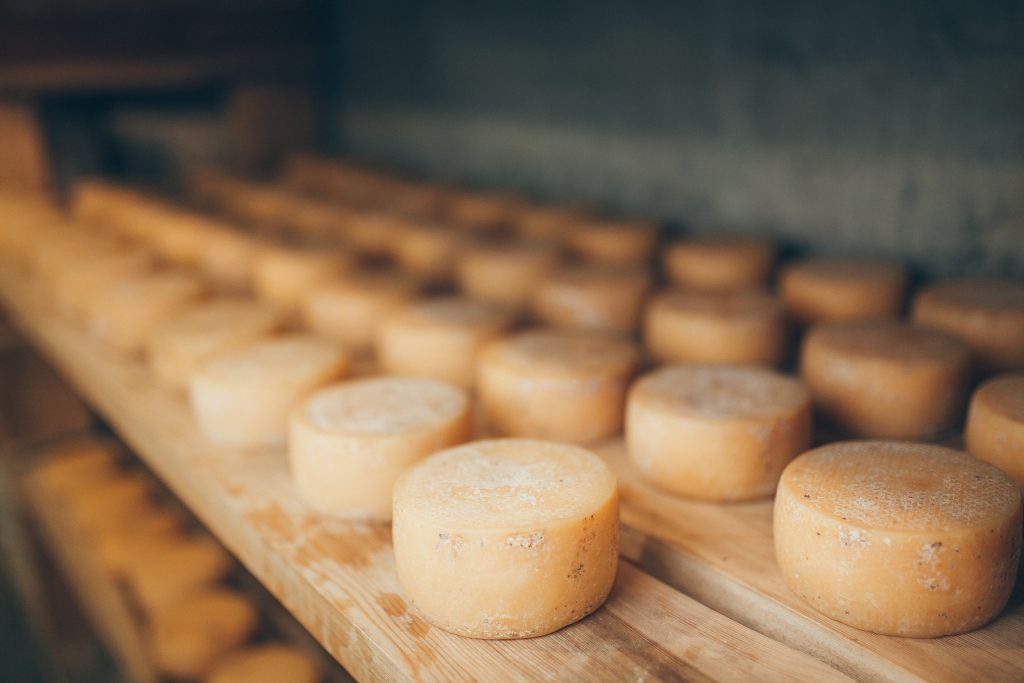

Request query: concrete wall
[{"left": 329, "top": 0, "right": 1024, "bottom": 277}]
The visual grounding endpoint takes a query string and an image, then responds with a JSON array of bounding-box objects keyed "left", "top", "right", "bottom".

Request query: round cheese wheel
[
  {"left": 393, "top": 438, "right": 619, "bottom": 638},
  {"left": 189, "top": 335, "right": 350, "bottom": 447},
  {"left": 774, "top": 440, "right": 1021, "bottom": 637},
  {"left": 148, "top": 298, "right": 282, "bottom": 391},
  {"left": 96, "top": 507, "right": 183, "bottom": 573},
  {"left": 123, "top": 533, "right": 232, "bottom": 612},
  {"left": 912, "top": 278, "right": 1024, "bottom": 372},
  {"left": 204, "top": 644, "right": 322, "bottom": 683},
  {"left": 780, "top": 257, "right": 906, "bottom": 325},
  {"left": 86, "top": 271, "right": 208, "bottom": 356},
  {"left": 477, "top": 329, "right": 638, "bottom": 443},
  {"left": 377, "top": 297, "right": 515, "bottom": 389},
  {"left": 149, "top": 211, "right": 212, "bottom": 268},
  {"left": 446, "top": 191, "right": 523, "bottom": 232},
  {"left": 513, "top": 204, "right": 588, "bottom": 243},
  {"left": 627, "top": 364, "right": 811, "bottom": 501},
  {"left": 565, "top": 218, "right": 658, "bottom": 266},
  {"left": 66, "top": 473, "right": 155, "bottom": 534},
  {"left": 390, "top": 222, "right": 465, "bottom": 284},
  {"left": 966, "top": 373, "right": 1024, "bottom": 488},
  {"left": 289, "top": 377, "right": 472, "bottom": 521},
  {"left": 148, "top": 588, "right": 259, "bottom": 679},
  {"left": 34, "top": 438, "right": 120, "bottom": 496},
  {"left": 456, "top": 241, "right": 559, "bottom": 309},
  {"left": 302, "top": 271, "right": 420, "bottom": 351},
  {"left": 252, "top": 244, "right": 353, "bottom": 313},
  {"left": 801, "top": 320, "right": 971, "bottom": 439},
  {"left": 197, "top": 228, "right": 262, "bottom": 294},
  {"left": 531, "top": 265, "right": 651, "bottom": 335},
  {"left": 344, "top": 210, "right": 406, "bottom": 257},
  {"left": 662, "top": 236, "right": 775, "bottom": 291},
  {"left": 391, "top": 182, "right": 453, "bottom": 220},
  {"left": 644, "top": 288, "right": 787, "bottom": 366}
]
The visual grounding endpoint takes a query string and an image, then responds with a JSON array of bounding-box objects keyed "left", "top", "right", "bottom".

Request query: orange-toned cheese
[
  {"left": 197, "top": 228, "right": 262, "bottom": 294},
  {"left": 627, "top": 364, "right": 811, "bottom": 501},
  {"left": 96, "top": 507, "right": 183, "bottom": 573},
  {"left": 392, "top": 439, "right": 619, "bottom": 638},
  {"left": 565, "top": 218, "right": 658, "bottom": 266},
  {"left": 289, "top": 377, "right": 472, "bottom": 520},
  {"left": 66, "top": 473, "right": 155, "bottom": 534},
  {"left": 662, "top": 236, "right": 775, "bottom": 291},
  {"left": 644, "top": 288, "right": 787, "bottom": 366},
  {"left": 446, "top": 191, "right": 523, "bottom": 232},
  {"left": 390, "top": 221, "right": 466, "bottom": 284},
  {"left": 477, "top": 329, "right": 638, "bottom": 443},
  {"left": 531, "top": 265, "right": 651, "bottom": 335},
  {"left": 378, "top": 297, "right": 515, "bottom": 389},
  {"left": 966, "top": 373, "right": 1024, "bottom": 488},
  {"left": 302, "top": 271, "right": 420, "bottom": 351},
  {"left": 252, "top": 244, "right": 353, "bottom": 313},
  {"left": 780, "top": 257, "right": 906, "bottom": 325},
  {"left": 204, "top": 644, "right": 322, "bottom": 683},
  {"left": 123, "top": 534, "right": 233, "bottom": 613},
  {"left": 456, "top": 241, "right": 558, "bottom": 309},
  {"left": 912, "top": 278, "right": 1024, "bottom": 372},
  {"left": 801, "top": 320, "right": 970, "bottom": 438},
  {"left": 33, "top": 438, "right": 120, "bottom": 496},
  {"left": 513, "top": 204, "right": 588, "bottom": 243},
  {"left": 774, "top": 440, "right": 1021, "bottom": 637},
  {"left": 344, "top": 210, "right": 406, "bottom": 257}
]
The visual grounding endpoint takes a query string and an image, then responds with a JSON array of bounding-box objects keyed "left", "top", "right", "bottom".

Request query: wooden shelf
[{"left": 0, "top": 272, "right": 851, "bottom": 681}]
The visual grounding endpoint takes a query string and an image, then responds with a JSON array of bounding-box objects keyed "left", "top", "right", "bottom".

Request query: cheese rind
[
  {"left": 302, "top": 271, "right": 419, "bottom": 351},
  {"left": 780, "top": 257, "right": 906, "bottom": 325},
  {"left": 663, "top": 236, "right": 775, "bottom": 291},
  {"left": 456, "top": 241, "right": 558, "bottom": 309},
  {"left": 252, "top": 244, "right": 352, "bottom": 313},
  {"left": 565, "top": 218, "right": 657, "bottom": 266},
  {"left": 774, "top": 440, "right": 1022, "bottom": 637},
  {"left": 627, "top": 364, "right": 811, "bottom": 501},
  {"left": 289, "top": 377, "right": 472, "bottom": 521},
  {"left": 966, "top": 373, "right": 1024, "bottom": 488},
  {"left": 532, "top": 265, "right": 651, "bottom": 335},
  {"left": 392, "top": 438, "right": 619, "bottom": 638}
]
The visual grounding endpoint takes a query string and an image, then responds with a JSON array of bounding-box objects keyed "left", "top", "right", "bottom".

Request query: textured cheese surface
[
  {"left": 966, "top": 373, "right": 1024, "bottom": 487},
  {"left": 205, "top": 644, "right": 322, "bottom": 683},
  {"left": 304, "top": 377, "right": 467, "bottom": 435},
  {"left": 811, "top": 319, "right": 968, "bottom": 362}
]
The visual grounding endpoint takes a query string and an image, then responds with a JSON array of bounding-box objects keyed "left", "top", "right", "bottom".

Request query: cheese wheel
[
  {"left": 378, "top": 297, "right": 515, "bottom": 389},
  {"left": 477, "top": 329, "right": 638, "bottom": 443},
  {"left": 204, "top": 644, "right": 322, "bottom": 683},
  {"left": 455, "top": 241, "right": 558, "bottom": 309},
  {"left": 531, "top": 265, "right": 651, "bottom": 335},
  {"left": 565, "top": 218, "right": 658, "bottom": 266},
  {"left": 301, "top": 271, "right": 420, "bottom": 351},
  {"left": 644, "top": 288, "right": 787, "bottom": 366},
  {"left": 966, "top": 373, "right": 1024, "bottom": 488},
  {"left": 96, "top": 507, "right": 183, "bottom": 573},
  {"left": 148, "top": 588, "right": 259, "bottom": 679},
  {"left": 66, "top": 473, "right": 155, "bottom": 534},
  {"left": 626, "top": 365, "right": 811, "bottom": 501},
  {"left": 148, "top": 298, "right": 283, "bottom": 391},
  {"left": 513, "top": 204, "right": 588, "bottom": 243},
  {"left": 123, "top": 534, "right": 232, "bottom": 612},
  {"left": 289, "top": 377, "right": 472, "bottom": 520},
  {"left": 780, "top": 257, "right": 907, "bottom": 325},
  {"left": 51, "top": 247, "right": 156, "bottom": 320},
  {"left": 87, "top": 271, "right": 208, "bottom": 355},
  {"left": 189, "top": 335, "right": 350, "bottom": 447},
  {"left": 343, "top": 210, "right": 405, "bottom": 257},
  {"left": 662, "top": 236, "right": 775, "bottom": 291},
  {"left": 801, "top": 320, "right": 971, "bottom": 439},
  {"left": 197, "top": 228, "right": 262, "bottom": 293},
  {"left": 912, "top": 278, "right": 1024, "bottom": 372},
  {"left": 774, "top": 440, "right": 1022, "bottom": 637},
  {"left": 390, "top": 221, "right": 465, "bottom": 283},
  {"left": 252, "top": 244, "right": 353, "bottom": 313},
  {"left": 447, "top": 191, "right": 523, "bottom": 232},
  {"left": 393, "top": 438, "right": 619, "bottom": 638}
]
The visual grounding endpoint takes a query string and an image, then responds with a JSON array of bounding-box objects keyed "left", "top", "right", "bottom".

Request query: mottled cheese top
[
  {"left": 807, "top": 320, "right": 969, "bottom": 364},
  {"left": 197, "top": 335, "right": 347, "bottom": 384},
  {"left": 303, "top": 377, "right": 468, "bottom": 435},
  {"left": 917, "top": 278, "right": 1024, "bottom": 312},
  {"left": 487, "top": 329, "right": 638, "bottom": 377},
  {"left": 780, "top": 440, "right": 1021, "bottom": 532},
  {"left": 973, "top": 373, "right": 1024, "bottom": 422},
  {"left": 396, "top": 439, "right": 617, "bottom": 528}
]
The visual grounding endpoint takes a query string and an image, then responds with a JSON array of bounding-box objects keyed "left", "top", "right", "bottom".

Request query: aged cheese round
[
  {"left": 289, "top": 377, "right": 472, "bottom": 521},
  {"left": 531, "top": 265, "right": 651, "bottom": 335},
  {"left": 390, "top": 221, "right": 466, "bottom": 284},
  {"left": 565, "top": 218, "right": 658, "bottom": 266},
  {"left": 302, "top": 271, "right": 420, "bottom": 351},
  {"left": 446, "top": 191, "right": 523, "bottom": 232},
  {"left": 774, "top": 440, "right": 1022, "bottom": 637},
  {"left": 123, "top": 534, "right": 233, "bottom": 613},
  {"left": 96, "top": 507, "right": 183, "bottom": 573},
  {"left": 148, "top": 588, "right": 259, "bottom": 679},
  {"left": 626, "top": 364, "right": 811, "bottom": 501},
  {"left": 393, "top": 438, "right": 619, "bottom": 639},
  {"left": 801, "top": 320, "right": 970, "bottom": 438},
  {"left": 780, "top": 257, "right": 906, "bottom": 325},
  {"left": 456, "top": 241, "right": 558, "bottom": 309},
  {"left": 378, "top": 297, "right": 515, "bottom": 389},
  {"left": 148, "top": 298, "right": 282, "bottom": 391},
  {"left": 644, "top": 288, "right": 787, "bottom": 366},
  {"left": 912, "top": 278, "right": 1024, "bottom": 372},
  {"left": 966, "top": 373, "right": 1024, "bottom": 488},
  {"left": 513, "top": 204, "right": 588, "bottom": 243},
  {"left": 197, "top": 228, "right": 262, "bottom": 294},
  {"left": 66, "top": 473, "right": 155, "bottom": 533},
  {"left": 252, "top": 244, "right": 353, "bottom": 313},
  {"left": 33, "top": 438, "right": 120, "bottom": 496},
  {"left": 204, "top": 644, "right": 322, "bottom": 683},
  {"left": 477, "top": 329, "right": 638, "bottom": 443},
  {"left": 662, "top": 235, "right": 775, "bottom": 291},
  {"left": 189, "top": 335, "right": 350, "bottom": 447},
  {"left": 344, "top": 210, "right": 406, "bottom": 257}
]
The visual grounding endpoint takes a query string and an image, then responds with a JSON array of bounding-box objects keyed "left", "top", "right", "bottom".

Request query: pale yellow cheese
[
  {"left": 477, "top": 329, "right": 638, "bottom": 443},
  {"left": 252, "top": 244, "right": 353, "bottom": 313},
  {"left": 197, "top": 227, "right": 262, "bottom": 294},
  {"left": 301, "top": 271, "right": 420, "bottom": 351},
  {"left": 377, "top": 297, "right": 515, "bottom": 389},
  {"left": 189, "top": 335, "right": 350, "bottom": 446},
  {"left": 626, "top": 364, "right": 811, "bottom": 501},
  {"left": 912, "top": 277, "right": 1024, "bottom": 372},
  {"left": 456, "top": 241, "right": 558, "bottom": 309},
  {"left": 390, "top": 221, "right": 466, "bottom": 284},
  {"left": 565, "top": 218, "right": 658, "bottom": 266},
  {"left": 780, "top": 257, "right": 906, "bottom": 325},
  {"left": 123, "top": 533, "right": 233, "bottom": 613},
  {"left": 966, "top": 373, "right": 1024, "bottom": 488},
  {"left": 644, "top": 288, "right": 787, "bottom": 366},
  {"left": 148, "top": 588, "right": 258, "bottom": 679},
  {"left": 393, "top": 438, "right": 619, "bottom": 638},
  {"left": 801, "top": 320, "right": 971, "bottom": 438},
  {"left": 774, "top": 440, "right": 1021, "bottom": 637},
  {"left": 289, "top": 377, "right": 472, "bottom": 521},
  {"left": 531, "top": 265, "right": 651, "bottom": 335},
  {"left": 204, "top": 644, "right": 322, "bottom": 683},
  {"left": 662, "top": 236, "right": 775, "bottom": 291},
  {"left": 148, "top": 298, "right": 283, "bottom": 391}
]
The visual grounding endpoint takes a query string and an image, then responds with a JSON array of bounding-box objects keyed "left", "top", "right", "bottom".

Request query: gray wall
[{"left": 330, "top": 0, "right": 1024, "bottom": 277}]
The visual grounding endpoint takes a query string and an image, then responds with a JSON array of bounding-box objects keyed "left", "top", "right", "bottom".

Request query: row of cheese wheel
[{"left": 31, "top": 437, "right": 324, "bottom": 682}]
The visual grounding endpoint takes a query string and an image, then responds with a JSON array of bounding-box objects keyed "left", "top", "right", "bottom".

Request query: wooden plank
[{"left": 0, "top": 270, "right": 851, "bottom": 682}]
